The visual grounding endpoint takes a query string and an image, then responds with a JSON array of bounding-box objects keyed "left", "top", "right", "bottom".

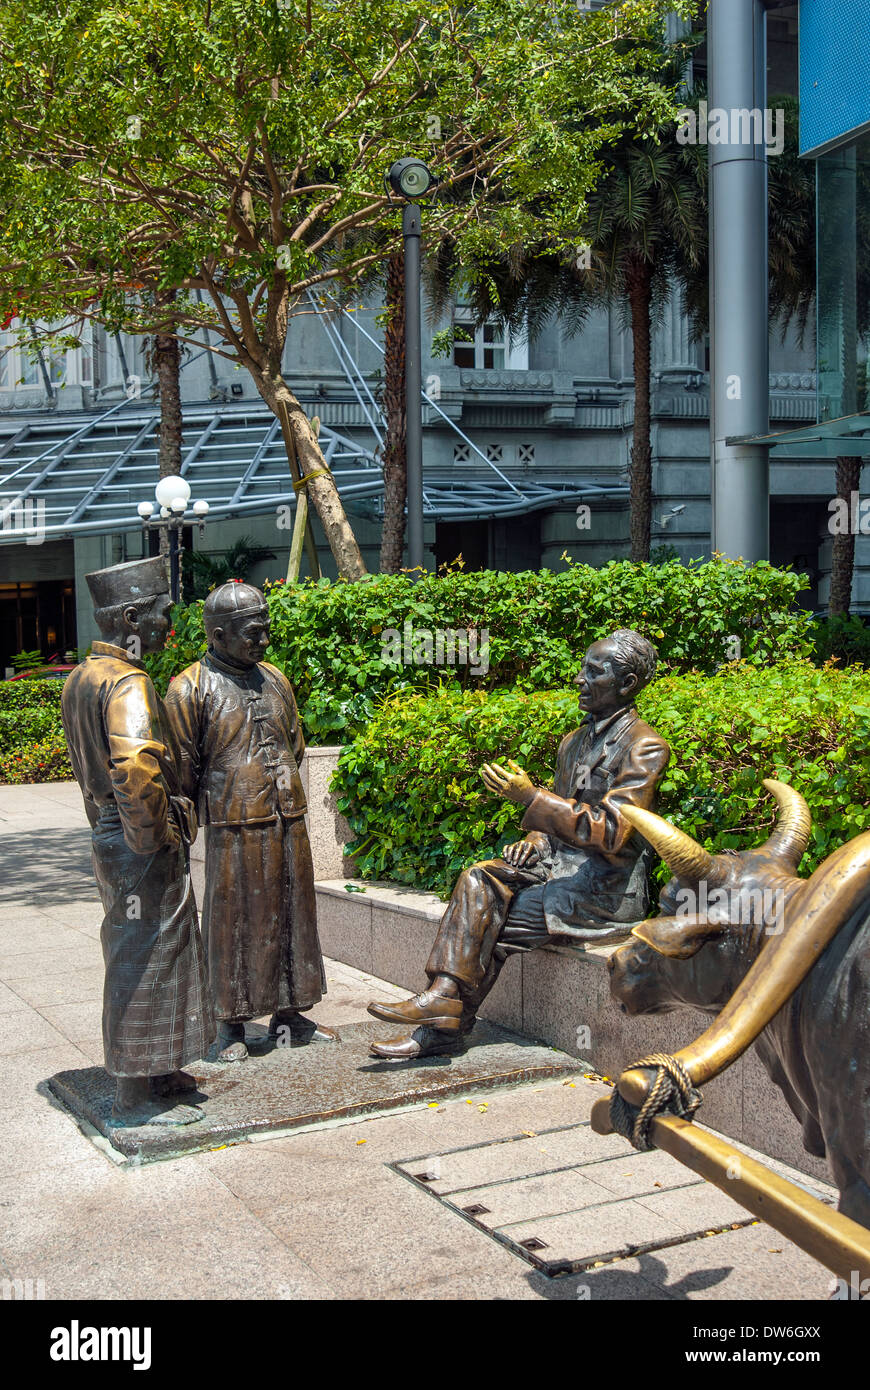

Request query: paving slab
[
  {"left": 0, "top": 826, "right": 95, "bottom": 906},
  {"left": 0, "top": 1008, "right": 70, "bottom": 1056},
  {"left": 0, "top": 1154, "right": 337, "bottom": 1301},
  {"left": 579, "top": 1222, "right": 835, "bottom": 1301},
  {"left": 0, "top": 1042, "right": 93, "bottom": 1110},
  {"left": 7, "top": 967, "right": 104, "bottom": 1008},
  {"left": 0, "top": 980, "right": 31, "bottom": 1014},
  {"left": 48, "top": 1019, "right": 579, "bottom": 1163},
  {"left": 392, "top": 1119, "right": 768, "bottom": 1277},
  {"left": 0, "top": 942, "right": 102, "bottom": 981}
]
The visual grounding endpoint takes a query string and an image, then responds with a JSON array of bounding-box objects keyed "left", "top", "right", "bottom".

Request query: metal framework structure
[{"left": 0, "top": 297, "right": 629, "bottom": 545}]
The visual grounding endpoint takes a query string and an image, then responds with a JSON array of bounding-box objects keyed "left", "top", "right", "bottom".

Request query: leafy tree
[{"left": 0, "top": 0, "right": 696, "bottom": 577}]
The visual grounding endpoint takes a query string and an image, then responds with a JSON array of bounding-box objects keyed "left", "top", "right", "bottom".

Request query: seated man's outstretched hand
[
  {"left": 481, "top": 759, "right": 537, "bottom": 806},
  {"left": 503, "top": 839, "right": 542, "bottom": 868}
]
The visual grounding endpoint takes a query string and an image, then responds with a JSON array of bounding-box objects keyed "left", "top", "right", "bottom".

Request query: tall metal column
[
  {"left": 709, "top": 0, "right": 770, "bottom": 561},
  {"left": 403, "top": 202, "right": 424, "bottom": 570}
]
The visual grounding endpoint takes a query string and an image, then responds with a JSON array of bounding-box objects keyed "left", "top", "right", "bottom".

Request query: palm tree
[
  {"left": 182, "top": 536, "right": 277, "bottom": 601},
  {"left": 427, "top": 84, "right": 830, "bottom": 569},
  {"left": 429, "top": 111, "right": 706, "bottom": 562},
  {"left": 379, "top": 251, "right": 408, "bottom": 573}
]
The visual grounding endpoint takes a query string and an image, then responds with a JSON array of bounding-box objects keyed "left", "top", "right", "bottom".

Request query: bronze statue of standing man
[
  {"left": 61, "top": 557, "right": 214, "bottom": 1126},
  {"left": 165, "top": 582, "right": 335, "bottom": 1061}
]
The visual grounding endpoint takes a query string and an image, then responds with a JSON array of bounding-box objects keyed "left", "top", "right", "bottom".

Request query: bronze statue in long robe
[
  {"left": 61, "top": 557, "right": 214, "bottom": 1124},
  {"left": 164, "top": 583, "right": 329, "bottom": 1060}
]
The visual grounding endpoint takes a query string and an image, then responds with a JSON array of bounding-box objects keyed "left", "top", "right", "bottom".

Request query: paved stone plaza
[{"left": 0, "top": 783, "right": 839, "bottom": 1301}]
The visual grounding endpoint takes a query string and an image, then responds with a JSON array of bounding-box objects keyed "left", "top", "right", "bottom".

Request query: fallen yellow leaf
[{"left": 356, "top": 1139, "right": 366, "bottom": 1145}]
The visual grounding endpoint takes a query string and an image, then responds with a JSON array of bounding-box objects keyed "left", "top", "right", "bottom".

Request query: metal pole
[
  {"left": 403, "top": 202, "right": 424, "bottom": 570},
  {"left": 709, "top": 0, "right": 770, "bottom": 562},
  {"left": 168, "top": 524, "right": 180, "bottom": 604}
]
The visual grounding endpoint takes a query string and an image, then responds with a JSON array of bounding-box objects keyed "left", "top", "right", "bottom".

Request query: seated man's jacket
[{"left": 519, "top": 705, "right": 670, "bottom": 936}]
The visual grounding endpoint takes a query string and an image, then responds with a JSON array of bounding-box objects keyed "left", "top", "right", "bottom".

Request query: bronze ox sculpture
[{"left": 608, "top": 780, "right": 870, "bottom": 1230}]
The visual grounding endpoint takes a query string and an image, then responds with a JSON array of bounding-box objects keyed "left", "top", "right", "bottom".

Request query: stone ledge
[{"left": 313, "top": 878, "right": 834, "bottom": 1187}]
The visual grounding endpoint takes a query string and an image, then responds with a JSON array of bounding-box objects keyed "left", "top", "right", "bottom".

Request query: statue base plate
[{"left": 48, "top": 1020, "right": 579, "bottom": 1164}]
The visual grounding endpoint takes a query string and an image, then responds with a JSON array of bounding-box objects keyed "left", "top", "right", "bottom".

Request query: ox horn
[
  {"left": 760, "top": 779, "right": 812, "bottom": 869},
  {"left": 619, "top": 804, "right": 722, "bottom": 883}
]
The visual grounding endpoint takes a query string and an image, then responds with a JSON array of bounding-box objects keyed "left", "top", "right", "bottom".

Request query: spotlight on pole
[{"left": 385, "top": 158, "right": 438, "bottom": 202}]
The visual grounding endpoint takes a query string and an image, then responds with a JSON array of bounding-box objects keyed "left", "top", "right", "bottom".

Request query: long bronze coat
[
  {"left": 60, "top": 642, "right": 214, "bottom": 1076},
  {"left": 164, "top": 652, "right": 325, "bottom": 1020}
]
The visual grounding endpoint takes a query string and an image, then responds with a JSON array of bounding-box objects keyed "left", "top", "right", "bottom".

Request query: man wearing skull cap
[
  {"left": 165, "top": 582, "right": 333, "bottom": 1061},
  {"left": 61, "top": 557, "right": 214, "bottom": 1125}
]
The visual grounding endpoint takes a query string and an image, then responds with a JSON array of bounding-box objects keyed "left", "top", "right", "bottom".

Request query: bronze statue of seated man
[{"left": 367, "top": 629, "right": 670, "bottom": 1060}]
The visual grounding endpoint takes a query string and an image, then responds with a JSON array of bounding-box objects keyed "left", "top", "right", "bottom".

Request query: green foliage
[
  {"left": 145, "top": 558, "right": 815, "bottom": 740},
  {"left": 10, "top": 649, "right": 43, "bottom": 671},
  {"left": 334, "top": 685, "right": 578, "bottom": 894},
  {"left": 812, "top": 613, "right": 870, "bottom": 669},
  {"left": 0, "top": 679, "right": 72, "bottom": 783},
  {"left": 145, "top": 601, "right": 208, "bottom": 697},
  {"left": 332, "top": 661, "right": 870, "bottom": 897},
  {"left": 0, "top": 0, "right": 696, "bottom": 371}
]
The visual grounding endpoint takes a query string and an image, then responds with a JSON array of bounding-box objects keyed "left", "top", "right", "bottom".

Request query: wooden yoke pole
[
  {"left": 598, "top": 1111, "right": 870, "bottom": 1283},
  {"left": 589, "top": 829, "right": 870, "bottom": 1279}
]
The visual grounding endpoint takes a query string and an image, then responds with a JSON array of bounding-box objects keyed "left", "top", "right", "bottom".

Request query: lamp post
[
  {"left": 135, "top": 474, "right": 209, "bottom": 602},
  {"left": 384, "top": 157, "right": 439, "bottom": 571}
]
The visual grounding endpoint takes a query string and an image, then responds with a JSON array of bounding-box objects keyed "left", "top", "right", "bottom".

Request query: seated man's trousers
[{"left": 424, "top": 858, "right": 553, "bottom": 1023}]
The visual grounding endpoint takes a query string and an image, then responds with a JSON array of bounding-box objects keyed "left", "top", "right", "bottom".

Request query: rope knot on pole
[{"left": 610, "top": 1053, "right": 703, "bottom": 1152}]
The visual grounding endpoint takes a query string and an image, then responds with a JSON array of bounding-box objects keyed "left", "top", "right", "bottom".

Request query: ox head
[{"left": 609, "top": 779, "right": 812, "bottom": 1016}]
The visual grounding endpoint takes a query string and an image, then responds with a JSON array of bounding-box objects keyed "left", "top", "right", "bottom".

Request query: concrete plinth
[{"left": 48, "top": 1019, "right": 580, "bottom": 1164}]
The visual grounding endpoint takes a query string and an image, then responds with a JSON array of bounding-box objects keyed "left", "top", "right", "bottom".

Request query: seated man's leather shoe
[
  {"left": 367, "top": 989, "right": 463, "bottom": 1032},
  {"left": 369, "top": 1025, "right": 466, "bottom": 1060}
]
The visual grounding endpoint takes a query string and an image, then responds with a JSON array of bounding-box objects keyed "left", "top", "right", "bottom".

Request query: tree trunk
[
  {"left": 829, "top": 456, "right": 861, "bottom": 616},
  {"left": 152, "top": 296, "right": 184, "bottom": 593},
  {"left": 380, "top": 251, "right": 407, "bottom": 573},
  {"left": 626, "top": 253, "right": 653, "bottom": 564},
  {"left": 257, "top": 375, "right": 367, "bottom": 580}
]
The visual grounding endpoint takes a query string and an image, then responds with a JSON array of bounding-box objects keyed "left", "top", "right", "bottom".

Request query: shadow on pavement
[{"left": 0, "top": 825, "right": 96, "bottom": 906}]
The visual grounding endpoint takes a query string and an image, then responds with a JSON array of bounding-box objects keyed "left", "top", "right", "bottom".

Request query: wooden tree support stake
[{"left": 278, "top": 401, "right": 321, "bottom": 582}]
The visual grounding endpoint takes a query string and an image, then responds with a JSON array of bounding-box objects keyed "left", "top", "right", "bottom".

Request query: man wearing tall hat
[
  {"left": 61, "top": 557, "right": 214, "bottom": 1125},
  {"left": 164, "top": 582, "right": 334, "bottom": 1062}
]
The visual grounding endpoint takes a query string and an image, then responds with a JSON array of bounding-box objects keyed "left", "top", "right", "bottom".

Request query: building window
[
  {"left": 518, "top": 443, "right": 536, "bottom": 465},
  {"left": 453, "top": 442, "right": 471, "bottom": 463},
  {"left": 453, "top": 319, "right": 505, "bottom": 370},
  {"left": 0, "top": 320, "right": 93, "bottom": 390},
  {"left": 452, "top": 291, "right": 506, "bottom": 370}
]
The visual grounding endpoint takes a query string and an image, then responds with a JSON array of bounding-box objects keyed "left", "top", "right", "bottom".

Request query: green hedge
[
  {"left": 146, "top": 558, "right": 815, "bottom": 742},
  {"left": 332, "top": 661, "right": 870, "bottom": 897},
  {"left": 0, "top": 679, "right": 72, "bottom": 784}
]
